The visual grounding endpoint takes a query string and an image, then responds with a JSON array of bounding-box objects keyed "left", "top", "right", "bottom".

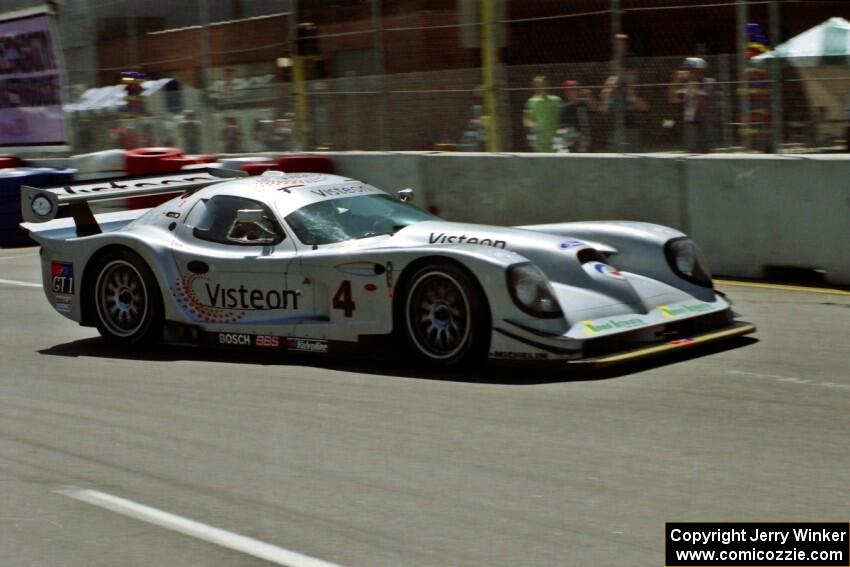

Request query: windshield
[{"left": 284, "top": 194, "right": 437, "bottom": 245}]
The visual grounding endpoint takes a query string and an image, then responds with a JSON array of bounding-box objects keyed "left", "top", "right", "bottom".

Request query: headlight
[
  {"left": 506, "top": 263, "right": 563, "bottom": 318},
  {"left": 665, "top": 238, "right": 712, "bottom": 286}
]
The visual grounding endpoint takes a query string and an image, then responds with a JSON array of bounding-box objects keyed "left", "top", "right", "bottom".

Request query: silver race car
[{"left": 21, "top": 168, "right": 755, "bottom": 367}]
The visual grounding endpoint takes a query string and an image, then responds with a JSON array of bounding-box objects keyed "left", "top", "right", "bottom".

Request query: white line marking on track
[
  {"left": 56, "top": 487, "right": 343, "bottom": 567},
  {"left": 0, "top": 278, "right": 41, "bottom": 288},
  {"left": 727, "top": 370, "right": 850, "bottom": 391},
  {"left": 0, "top": 254, "right": 36, "bottom": 261}
]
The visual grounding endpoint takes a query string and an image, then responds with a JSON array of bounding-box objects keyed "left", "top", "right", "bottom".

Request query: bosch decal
[
  {"left": 287, "top": 338, "right": 329, "bottom": 353},
  {"left": 218, "top": 332, "right": 251, "bottom": 346},
  {"left": 51, "top": 262, "right": 74, "bottom": 294}
]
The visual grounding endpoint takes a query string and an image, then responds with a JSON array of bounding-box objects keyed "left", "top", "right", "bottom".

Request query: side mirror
[
  {"left": 397, "top": 188, "right": 414, "bottom": 203},
  {"left": 235, "top": 209, "right": 266, "bottom": 223}
]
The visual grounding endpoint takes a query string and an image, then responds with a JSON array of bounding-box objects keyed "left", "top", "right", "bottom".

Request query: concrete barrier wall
[
  {"left": 329, "top": 152, "right": 850, "bottom": 285},
  {"left": 683, "top": 154, "right": 850, "bottom": 284}
]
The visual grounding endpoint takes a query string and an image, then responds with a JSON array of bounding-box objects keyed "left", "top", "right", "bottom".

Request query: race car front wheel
[
  {"left": 91, "top": 250, "right": 164, "bottom": 346},
  {"left": 401, "top": 262, "right": 490, "bottom": 366}
]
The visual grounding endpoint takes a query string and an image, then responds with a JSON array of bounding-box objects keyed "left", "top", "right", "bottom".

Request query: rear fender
[{"left": 37, "top": 229, "right": 181, "bottom": 326}]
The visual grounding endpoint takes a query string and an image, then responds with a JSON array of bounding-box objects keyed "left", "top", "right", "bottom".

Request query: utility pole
[
  {"left": 289, "top": 0, "right": 310, "bottom": 150},
  {"left": 126, "top": 0, "right": 139, "bottom": 72},
  {"left": 736, "top": 0, "right": 749, "bottom": 150},
  {"left": 610, "top": 0, "right": 624, "bottom": 151},
  {"left": 196, "top": 0, "right": 214, "bottom": 153},
  {"left": 769, "top": 0, "right": 783, "bottom": 152},
  {"left": 371, "top": 0, "right": 389, "bottom": 150},
  {"left": 480, "top": 0, "right": 500, "bottom": 152}
]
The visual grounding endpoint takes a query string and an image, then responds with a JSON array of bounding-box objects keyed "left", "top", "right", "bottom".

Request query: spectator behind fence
[
  {"left": 110, "top": 120, "right": 140, "bottom": 150},
  {"left": 220, "top": 116, "right": 243, "bottom": 154},
  {"left": 253, "top": 118, "right": 270, "bottom": 151},
  {"left": 561, "top": 80, "right": 596, "bottom": 152},
  {"left": 669, "top": 57, "right": 716, "bottom": 153},
  {"left": 459, "top": 101, "right": 486, "bottom": 152},
  {"left": 523, "top": 76, "right": 562, "bottom": 152},
  {"left": 600, "top": 33, "right": 648, "bottom": 151},
  {"left": 459, "top": 118, "right": 486, "bottom": 152},
  {"left": 179, "top": 110, "right": 202, "bottom": 154},
  {"left": 267, "top": 118, "right": 293, "bottom": 152}
]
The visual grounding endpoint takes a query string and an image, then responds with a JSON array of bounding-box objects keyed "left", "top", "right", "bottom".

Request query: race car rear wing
[{"left": 21, "top": 167, "right": 246, "bottom": 237}]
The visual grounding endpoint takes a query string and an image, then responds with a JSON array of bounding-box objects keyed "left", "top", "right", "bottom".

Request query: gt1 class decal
[
  {"left": 659, "top": 303, "right": 712, "bottom": 318},
  {"left": 428, "top": 233, "right": 507, "bottom": 249},
  {"left": 589, "top": 262, "right": 623, "bottom": 279},
  {"left": 287, "top": 338, "right": 329, "bottom": 353},
  {"left": 332, "top": 280, "right": 356, "bottom": 317},
  {"left": 582, "top": 317, "right": 645, "bottom": 334},
  {"left": 51, "top": 262, "right": 74, "bottom": 294}
]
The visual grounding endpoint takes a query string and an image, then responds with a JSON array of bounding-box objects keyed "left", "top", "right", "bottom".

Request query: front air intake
[{"left": 577, "top": 248, "right": 607, "bottom": 264}]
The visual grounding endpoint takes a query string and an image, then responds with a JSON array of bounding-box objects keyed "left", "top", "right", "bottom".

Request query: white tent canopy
[
  {"left": 754, "top": 17, "right": 850, "bottom": 66},
  {"left": 64, "top": 79, "right": 195, "bottom": 114}
]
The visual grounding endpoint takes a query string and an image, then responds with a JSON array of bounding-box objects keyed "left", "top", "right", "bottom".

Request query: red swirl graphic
[{"left": 170, "top": 273, "right": 246, "bottom": 324}]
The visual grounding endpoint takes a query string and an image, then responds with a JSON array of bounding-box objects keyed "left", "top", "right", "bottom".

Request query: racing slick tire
[
  {"left": 399, "top": 261, "right": 490, "bottom": 367},
  {"left": 90, "top": 249, "right": 164, "bottom": 346}
]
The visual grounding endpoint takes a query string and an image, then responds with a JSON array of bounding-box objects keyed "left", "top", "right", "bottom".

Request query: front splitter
[{"left": 570, "top": 321, "right": 757, "bottom": 368}]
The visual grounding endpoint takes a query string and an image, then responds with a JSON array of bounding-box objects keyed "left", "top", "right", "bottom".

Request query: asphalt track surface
[{"left": 1, "top": 247, "right": 848, "bottom": 567}]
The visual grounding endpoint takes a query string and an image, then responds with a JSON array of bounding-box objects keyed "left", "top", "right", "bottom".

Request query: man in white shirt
[{"left": 669, "top": 57, "right": 716, "bottom": 153}]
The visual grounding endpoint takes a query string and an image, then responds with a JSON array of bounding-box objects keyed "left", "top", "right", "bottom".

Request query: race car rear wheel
[
  {"left": 401, "top": 262, "right": 489, "bottom": 366},
  {"left": 91, "top": 250, "right": 163, "bottom": 346}
]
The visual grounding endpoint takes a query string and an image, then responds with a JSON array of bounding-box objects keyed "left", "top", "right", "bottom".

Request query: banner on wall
[{"left": 0, "top": 7, "right": 68, "bottom": 152}]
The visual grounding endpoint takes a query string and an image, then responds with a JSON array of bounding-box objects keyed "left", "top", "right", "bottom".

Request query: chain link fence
[{"left": 18, "top": 0, "right": 850, "bottom": 154}]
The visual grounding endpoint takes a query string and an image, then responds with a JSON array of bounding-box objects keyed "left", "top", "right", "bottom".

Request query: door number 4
[{"left": 333, "top": 280, "right": 356, "bottom": 317}]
